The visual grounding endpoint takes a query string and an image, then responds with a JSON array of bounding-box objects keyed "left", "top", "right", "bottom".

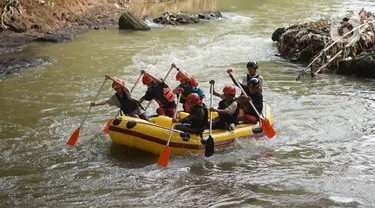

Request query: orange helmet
[
  {"left": 190, "top": 77, "right": 198, "bottom": 88},
  {"left": 142, "top": 74, "right": 153, "bottom": 85},
  {"left": 112, "top": 79, "right": 125, "bottom": 88},
  {"left": 176, "top": 71, "right": 188, "bottom": 81},
  {"left": 185, "top": 93, "right": 201, "bottom": 106},
  {"left": 223, "top": 85, "right": 236, "bottom": 95}
]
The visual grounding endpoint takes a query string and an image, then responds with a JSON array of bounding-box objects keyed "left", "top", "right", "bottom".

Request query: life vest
[
  {"left": 246, "top": 74, "right": 259, "bottom": 80},
  {"left": 152, "top": 83, "right": 176, "bottom": 108},
  {"left": 115, "top": 91, "right": 139, "bottom": 115},
  {"left": 178, "top": 82, "right": 194, "bottom": 103},
  {"left": 243, "top": 92, "right": 263, "bottom": 118},
  {"left": 218, "top": 99, "right": 240, "bottom": 124},
  {"left": 192, "top": 87, "right": 205, "bottom": 99},
  {"left": 244, "top": 74, "right": 260, "bottom": 95}
]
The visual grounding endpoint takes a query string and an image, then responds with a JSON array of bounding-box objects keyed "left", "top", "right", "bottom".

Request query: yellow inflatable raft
[{"left": 108, "top": 103, "right": 274, "bottom": 155}]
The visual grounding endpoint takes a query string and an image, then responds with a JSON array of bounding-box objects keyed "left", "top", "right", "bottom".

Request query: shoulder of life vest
[{"left": 247, "top": 74, "right": 259, "bottom": 80}]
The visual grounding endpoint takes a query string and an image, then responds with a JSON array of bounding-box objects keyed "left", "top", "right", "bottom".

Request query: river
[{"left": 1, "top": 0, "right": 375, "bottom": 207}]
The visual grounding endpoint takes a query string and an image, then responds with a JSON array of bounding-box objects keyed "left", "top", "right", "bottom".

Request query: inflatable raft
[{"left": 108, "top": 103, "right": 274, "bottom": 155}]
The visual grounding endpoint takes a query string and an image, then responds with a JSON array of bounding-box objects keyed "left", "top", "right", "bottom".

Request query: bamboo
[{"left": 314, "top": 50, "right": 343, "bottom": 75}]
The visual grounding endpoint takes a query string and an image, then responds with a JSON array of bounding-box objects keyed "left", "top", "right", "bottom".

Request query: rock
[
  {"left": 36, "top": 29, "right": 80, "bottom": 42},
  {"left": 0, "top": 58, "right": 47, "bottom": 75},
  {"left": 336, "top": 50, "right": 375, "bottom": 77},
  {"left": 118, "top": 11, "right": 150, "bottom": 31},
  {"left": 152, "top": 11, "right": 222, "bottom": 25},
  {"left": 271, "top": 27, "right": 285, "bottom": 42}
]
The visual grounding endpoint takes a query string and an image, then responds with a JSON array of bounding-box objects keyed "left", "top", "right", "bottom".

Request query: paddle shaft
[
  {"left": 144, "top": 65, "right": 176, "bottom": 111},
  {"left": 166, "top": 94, "right": 182, "bottom": 146},
  {"left": 229, "top": 72, "right": 262, "bottom": 119},
  {"left": 80, "top": 78, "right": 107, "bottom": 128},
  {"left": 209, "top": 83, "right": 213, "bottom": 134},
  {"left": 131, "top": 73, "right": 143, "bottom": 93}
]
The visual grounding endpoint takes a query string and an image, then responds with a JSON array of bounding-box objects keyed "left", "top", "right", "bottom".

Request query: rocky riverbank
[
  {"left": 272, "top": 9, "right": 375, "bottom": 79},
  {"left": 0, "top": 0, "right": 222, "bottom": 75}
]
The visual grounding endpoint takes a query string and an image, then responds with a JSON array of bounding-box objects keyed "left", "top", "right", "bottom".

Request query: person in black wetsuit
[{"left": 172, "top": 93, "right": 208, "bottom": 136}]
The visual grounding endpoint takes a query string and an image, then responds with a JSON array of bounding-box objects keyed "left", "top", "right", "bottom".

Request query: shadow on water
[{"left": 107, "top": 143, "right": 158, "bottom": 168}]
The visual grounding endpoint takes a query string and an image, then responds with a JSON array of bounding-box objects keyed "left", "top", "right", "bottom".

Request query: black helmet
[
  {"left": 248, "top": 78, "right": 260, "bottom": 87},
  {"left": 246, "top": 61, "right": 258, "bottom": 70}
]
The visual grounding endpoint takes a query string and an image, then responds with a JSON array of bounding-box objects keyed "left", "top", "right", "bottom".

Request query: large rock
[
  {"left": 0, "top": 58, "right": 47, "bottom": 75},
  {"left": 118, "top": 11, "right": 150, "bottom": 31}
]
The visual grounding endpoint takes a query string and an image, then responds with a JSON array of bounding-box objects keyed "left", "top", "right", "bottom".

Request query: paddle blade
[
  {"left": 103, "top": 119, "right": 112, "bottom": 134},
  {"left": 260, "top": 119, "right": 276, "bottom": 138},
  {"left": 67, "top": 128, "right": 81, "bottom": 146},
  {"left": 157, "top": 146, "right": 171, "bottom": 167},
  {"left": 204, "top": 135, "right": 214, "bottom": 157}
]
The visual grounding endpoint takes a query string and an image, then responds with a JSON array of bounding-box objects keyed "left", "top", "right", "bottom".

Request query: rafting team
[{"left": 91, "top": 61, "right": 264, "bottom": 136}]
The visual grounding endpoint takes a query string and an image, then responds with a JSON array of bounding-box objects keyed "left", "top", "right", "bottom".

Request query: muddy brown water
[{"left": 1, "top": 0, "right": 375, "bottom": 207}]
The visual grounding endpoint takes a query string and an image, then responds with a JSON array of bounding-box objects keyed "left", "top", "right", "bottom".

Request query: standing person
[
  {"left": 209, "top": 80, "right": 239, "bottom": 131},
  {"left": 172, "top": 93, "right": 208, "bottom": 138},
  {"left": 136, "top": 70, "right": 176, "bottom": 118},
  {"left": 236, "top": 78, "right": 263, "bottom": 124},
  {"left": 90, "top": 74, "right": 149, "bottom": 121},
  {"left": 173, "top": 70, "right": 204, "bottom": 113}
]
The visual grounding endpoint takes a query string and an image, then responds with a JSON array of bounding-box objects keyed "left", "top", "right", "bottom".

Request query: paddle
[
  {"left": 157, "top": 94, "right": 182, "bottom": 167},
  {"left": 204, "top": 82, "right": 215, "bottom": 157},
  {"left": 144, "top": 63, "right": 177, "bottom": 112},
  {"left": 67, "top": 78, "right": 107, "bottom": 146},
  {"left": 103, "top": 73, "right": 143, "bottom": 133},
  {"left": 228, "top": 71, "right": 275, "bottom": 138}
]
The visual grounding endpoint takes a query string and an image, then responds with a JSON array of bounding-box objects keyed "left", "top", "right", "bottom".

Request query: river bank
[
  {"left": 0, "top": 0, "right": 221, "bottom": 74},
  {"left": 0, "top": 0, "right": 164, "bottom": 55}
]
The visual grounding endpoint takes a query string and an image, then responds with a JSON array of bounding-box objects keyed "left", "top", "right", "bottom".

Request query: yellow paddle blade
[
  {"left": 157, "top": 146, "right": 171, "bottom": 167},
  {"left": 103, "top": 119, "right": 113, "bottom": 134},
  {"left": 67, "top": 128, "right": 80, "bottom": 146},
  {"left": 261, "top": 119, "right": 275, "bottom": 138}
]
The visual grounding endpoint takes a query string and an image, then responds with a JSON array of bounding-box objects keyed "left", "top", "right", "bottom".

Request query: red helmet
[
  {"left": 185, "top": 93, "right": 201, "bottom": 106},
  {"left": 223, "top": 85, "right": 236, "bottom": 95},
  {"left": 176, "top": 71, "right": 188, "bottom": 81},
  {"left": 190, "top": 77, "right": 198, "bottom": 88},
  {"left": 142, "top": 74, "right": 153, "bottom": 85},
  {"left": 112, "top": 79, "right": 125, "bottom": 88}
]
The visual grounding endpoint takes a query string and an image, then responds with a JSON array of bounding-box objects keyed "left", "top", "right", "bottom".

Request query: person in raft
[
  {"left": 209, "top": 80, "right": 240, "bottom": 131},
  {"left": 173, "top": 69, "right": 205, "bottom": 113},
  {"left": 172, "top": 93, "right": 208, "bottom": 138},
  {"left": 236, "top": 77, "right": 263, "bottom": 124},
  {"left": 136, "top": 70, "right": 177, "bottom": 117},
  {"left": 90, "top": 74, "right": 149, "bottom": 121},
  {"left": 230, "top": 61, "right": 264, "bottom": 95}
]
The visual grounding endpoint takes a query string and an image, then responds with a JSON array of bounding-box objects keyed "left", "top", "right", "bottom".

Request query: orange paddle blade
[
  {"left": 261, "top": 119, "right": 276, "bottom": 138},
  {"left": 67, "top": 128, "right": 81, "bottom": 146},
  {"left": 157, "top": 146, "right": 171, "bottom": 167},
  {"left": 103, "top": 119, "right": 113, "bottom": 134}
]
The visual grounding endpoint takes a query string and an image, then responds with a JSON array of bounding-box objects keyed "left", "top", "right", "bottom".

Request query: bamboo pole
[{"left": 314, "top": 50, "right": 343, "bottom": 75}]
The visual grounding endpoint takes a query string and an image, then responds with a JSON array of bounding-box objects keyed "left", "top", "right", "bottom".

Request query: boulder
[
  {"left": 118, "top": 11, "right": 150, "bottom": 31},
  {"left": 0, "top": 58, "right": 47, "bottom": 75}
]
